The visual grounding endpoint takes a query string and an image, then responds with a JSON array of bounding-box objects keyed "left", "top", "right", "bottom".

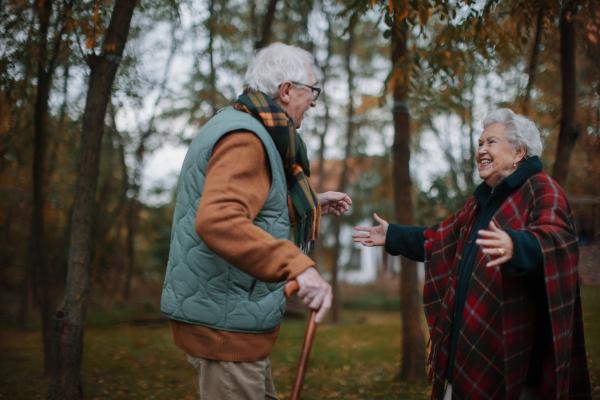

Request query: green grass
[{"left": 2, "top": 286, "right": 600, "bottom": 399}]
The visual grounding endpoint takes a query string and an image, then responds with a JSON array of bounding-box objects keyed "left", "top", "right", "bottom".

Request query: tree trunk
[
  {"left": 0, "top": 211, "right": 12, "bottom": 289},
  {"left": 208, "top": 0, "right": 217, "bottom": 116},
  {"left": 552, "top": 3, "right": 578, "bottom": 187},
  {"left": 18, "top": 243, "right": 32, "bottom": 331},
  {"left": 312, "top": 10, "right": 334, "bottom": 277},
  {"left": 21, "top": 0, "right": 56, "bottom": 336},
  {"left": 466, "top": 86, "right": 475, "bottom": 187},
  {"left": 391, "top": 1, "right": 426, "bottom": 381},
  {"left": 111, "top": 131, "right": 128, "bottom": 287},
  {"left": 330, "top": 15, "right": 356, "bottom": 325},
  {"left": 522, "top": 7, "right": 544, "bottom": 117},
  {"left": 90, "top": 173, "right": 112, "bottom": 284},
  {"left": 31, "top": 0, "right": 71, "bottom": 375},
  {"left": 255, "top": 0, "right": 278, "bottom": 50},
  {"left": 123, "top": 198, "right": 138, "bottom": 300},
  {"left": 45, "top": 0, "right": 137, "bottom": 397}
]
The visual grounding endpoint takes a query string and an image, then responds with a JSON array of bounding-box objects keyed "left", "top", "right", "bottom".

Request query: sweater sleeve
[
  {"left": 195, "top": 131, "right": 314, "bottom": 282},
  {"left": 502, "top": 229, "right": 544, "bottom": 277},
  {"left": 384, "top": 223, "right": 427, "bottom": 261}
]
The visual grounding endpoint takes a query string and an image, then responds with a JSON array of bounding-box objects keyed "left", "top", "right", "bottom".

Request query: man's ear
[{"left": 276, "top": 82, "right": 292, "bottom": 105}]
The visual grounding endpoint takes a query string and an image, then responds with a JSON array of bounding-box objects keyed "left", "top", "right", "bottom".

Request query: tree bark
[
  {"left": 123, "top": 198, "right": 138, "bottom": 300},
  {"left": 522, "top": 7, "right": 544, "bottom": 117},
  {"left": 312, "top": 10, "right": 334, "bottom": 276},
  {"left": 0, "top": 211, "right": 12, "bottom": 289},
  {"left": 255, "top": 0, "right": 278, "bottom": 50},
  {"left": 31, "top": 0, "right": 72, "bottom": 375},
  {"left": 330, "top": 15, "right": 356, "bottom": 325},
  {"left": 391, "top": 1, "right": 426, "bottom": 381},
  {"left": 45, "top": 0, "right": 137, "bottom": 397},
  {"left": 208, "top": 0, "right": 217, "bottom": 115},
  {"left": 20, "top": 0, "right": 56, "bottom": 336},
  {"left": 552, "top": 3, "right": 578, "bottom": 187}
]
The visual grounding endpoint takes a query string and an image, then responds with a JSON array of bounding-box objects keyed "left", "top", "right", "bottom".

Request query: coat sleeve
[
  {"left": 503, "top": 228, "right": 544, "bottom": 276},
  {"left": 385, "top": 224, "right": 427, "bottom": 261}
]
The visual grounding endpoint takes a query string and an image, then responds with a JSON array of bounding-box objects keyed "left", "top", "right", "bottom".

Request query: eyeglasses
[{"left": 290, "top": 81, "right": 322, "bottom": 101}]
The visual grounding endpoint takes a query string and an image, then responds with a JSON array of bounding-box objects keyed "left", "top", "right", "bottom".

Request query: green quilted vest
[{"left": 161, "top": 107, "right": 290, "bottom": 333}]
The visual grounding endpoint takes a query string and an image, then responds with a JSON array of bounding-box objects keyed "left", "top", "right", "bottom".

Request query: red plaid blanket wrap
[{"left": 423, "top": 171, "right": 591, "bottom": 400}]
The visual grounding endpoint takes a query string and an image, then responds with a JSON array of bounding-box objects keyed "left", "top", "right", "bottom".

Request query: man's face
[{"left": 276, "top": 66, "right": 317, "bottom": 129}]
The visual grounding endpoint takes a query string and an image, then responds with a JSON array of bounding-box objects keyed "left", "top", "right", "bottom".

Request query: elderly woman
[{"left": 353, "top": 109, "right": 591, "bottom": 400}]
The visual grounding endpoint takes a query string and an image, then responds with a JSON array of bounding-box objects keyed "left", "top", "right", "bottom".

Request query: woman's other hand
[
  {"left": 318, "top": 191, "right": 352, "bottom": 216},
  {"left": 476, "top": 220, "right": 514, "bottom": 267},
  {"left": 352, "top": 213, "right": 389, "bottom": 247}
]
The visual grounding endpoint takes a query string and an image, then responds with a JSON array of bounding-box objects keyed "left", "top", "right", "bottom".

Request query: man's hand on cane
[{"left": 295, "top": 267, "right": 332, "bottom": 323}]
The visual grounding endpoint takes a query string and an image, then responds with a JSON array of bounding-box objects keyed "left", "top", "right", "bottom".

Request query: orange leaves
[
  {"left": 86, "top": 37, "right": 95, "bottom": 49},
  {"left": 93, "top": 5, "right": 100, "bottom": 24}
]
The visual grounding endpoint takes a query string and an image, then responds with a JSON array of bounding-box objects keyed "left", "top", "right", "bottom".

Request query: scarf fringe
[{"left": 294, "top": 203, "right": 321, "bottom": 252}]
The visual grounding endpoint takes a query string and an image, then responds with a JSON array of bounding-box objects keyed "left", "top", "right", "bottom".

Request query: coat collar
[{"left": 473, "top": 156, "right": 543, "bottom": 201}]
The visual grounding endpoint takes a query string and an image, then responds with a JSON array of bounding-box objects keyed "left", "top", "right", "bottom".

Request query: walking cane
[{"left": 284, "top": 280, "right": 318, "bottom": 400}]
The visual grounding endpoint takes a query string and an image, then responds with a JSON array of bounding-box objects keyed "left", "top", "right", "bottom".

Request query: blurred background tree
[{"left": 1, "top": 0, "right": 600, "bottom": 396}]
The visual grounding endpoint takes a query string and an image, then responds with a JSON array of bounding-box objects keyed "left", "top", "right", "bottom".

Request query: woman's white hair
[
  {"left": 482, "top": 108, "right": 543, "bottom": 159},
  {"left": 244, "top": 43, "right": 314, "bottom": 99}
]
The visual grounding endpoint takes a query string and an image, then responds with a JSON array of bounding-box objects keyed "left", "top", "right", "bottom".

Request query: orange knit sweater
[{"left": 170, "top": 131, "right": 314, "bottom": 362}]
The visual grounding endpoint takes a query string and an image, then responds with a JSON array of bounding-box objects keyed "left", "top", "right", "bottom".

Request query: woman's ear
[{"left": 515, "top": 146, "right": 526, "bottom": 164}]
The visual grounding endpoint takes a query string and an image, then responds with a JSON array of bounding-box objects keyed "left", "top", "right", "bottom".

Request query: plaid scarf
[
  {"left": 234, "top": 89, "right": 320, "bottom": 251},
  {"left": 422, "top": 170, "right": 590, "bottom": 400}
]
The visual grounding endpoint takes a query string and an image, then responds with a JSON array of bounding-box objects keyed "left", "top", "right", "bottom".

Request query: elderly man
[{"left": 161, "top": 42, "right": 351, "bottom": 399}]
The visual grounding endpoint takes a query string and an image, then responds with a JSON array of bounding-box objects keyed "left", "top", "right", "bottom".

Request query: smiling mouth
[{"left": 480, "top": 159, "right": 492, "bottom": 166}]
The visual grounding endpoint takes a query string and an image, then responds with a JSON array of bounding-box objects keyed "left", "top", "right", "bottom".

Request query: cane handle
[{"left": 284, "top": 280, "right": 300, "bottom": 298}]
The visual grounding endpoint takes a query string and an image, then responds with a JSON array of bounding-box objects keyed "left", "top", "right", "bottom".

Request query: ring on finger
[{"left": 497, "top": 248, "right": 505, "bottom": 256}]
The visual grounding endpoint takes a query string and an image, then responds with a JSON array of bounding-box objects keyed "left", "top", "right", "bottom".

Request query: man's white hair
[
  {"left": 244, "top": 43, "right": 314, "bottom": 99},
  {"left": 482, "top": 108, "right": 543, "bottom": 159}
]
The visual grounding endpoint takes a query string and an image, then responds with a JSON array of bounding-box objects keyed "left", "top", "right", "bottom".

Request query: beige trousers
[
  {"left": 444, "top": 383, "right": 542, "bottom": 400},
  {"left": 185, "top": 353, "right": 280, "bottom": 400}
]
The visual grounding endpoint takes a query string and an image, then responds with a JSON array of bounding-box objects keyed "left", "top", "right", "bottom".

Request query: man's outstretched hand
[
  {"left": 295, "top": 267, "right": 332, "bottom": 323},
  {"left": 318, "top": 191, "right": 352, "bottom": 216}
]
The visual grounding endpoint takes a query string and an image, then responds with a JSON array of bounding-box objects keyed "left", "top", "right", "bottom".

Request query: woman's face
[{"left": 476, "top": 123, "right": 525, "bottom": 188}]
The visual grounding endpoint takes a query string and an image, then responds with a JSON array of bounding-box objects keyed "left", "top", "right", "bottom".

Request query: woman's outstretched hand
[
  {"left": 352, "top": 213, "right": 389, "bottom": 247},
  {"left": 476, "top": 220, "right": 514, "bottom": 267}
]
